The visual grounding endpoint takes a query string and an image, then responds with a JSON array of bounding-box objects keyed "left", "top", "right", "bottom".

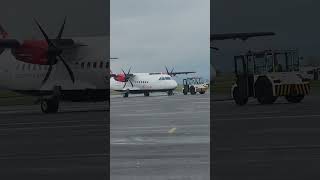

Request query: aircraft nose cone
[{"left": 172, "top": 80, "right": 178, "bottom": 88}]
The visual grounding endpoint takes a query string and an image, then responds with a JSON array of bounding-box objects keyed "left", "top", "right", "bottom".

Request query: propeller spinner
[{"left": 34, "top": 17, "right": 75, "bottom": 85}]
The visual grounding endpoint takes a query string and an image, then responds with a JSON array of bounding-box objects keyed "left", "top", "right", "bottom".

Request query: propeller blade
[
  {"left": 127, "top": 67, "right": 132, "bottom": 75},
  {"left": 42, "top": 65, "right": 53, "bottom": 85},
  {"left": 57, "top": 17, "right": 66, "bottom": 40},
  {"left": 165, "top": 66, "right": 169, "bottom": 74},
  {"left": 170, "top": 68, "right": 175, "bottom": 76},
  {"left": 121, "top": 68, "right": 126, "bottom": 75},
  {"left": 129, "top": 79, "right": 134, "bottom": 87},
  {"left": 58, "top": 55, "right": 75, "bottom": 83},
  {"left": 123, "top": 81, "right": 127, "bottom": 88},
  {"left": 34, "top": 19, "right": 54, "bottom": 47}
]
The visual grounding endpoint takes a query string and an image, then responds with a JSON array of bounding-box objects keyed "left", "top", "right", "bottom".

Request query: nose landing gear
[{"left": 41, "top": 96, "right": 59, "bottom": 113}]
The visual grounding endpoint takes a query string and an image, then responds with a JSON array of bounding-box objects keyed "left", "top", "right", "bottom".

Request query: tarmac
[
  {"left": 111, "top": 92, "right": 210, "bottom": 180},
  {"left": 0, "top": 102, "right": 108, "bottom": 180},
  {"left": 2, "top": 91, "right": 319, "bottom": 179},
  {"left": 212, "top": 94, "right": 320, "bottom": 180}
]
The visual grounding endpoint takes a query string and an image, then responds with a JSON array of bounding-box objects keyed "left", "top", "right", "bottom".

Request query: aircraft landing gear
[
  {"left": 123, "top": 92, "right": 129, "bottom": 98},
  {"left": 41, "top": 96, "right": 59, "bottom": 113},
  {"left": 168, "top": 90, "right": 174, "bottom": 96},
  {"left": 144, "top": 92, "right": 150, "bottom": 97}
]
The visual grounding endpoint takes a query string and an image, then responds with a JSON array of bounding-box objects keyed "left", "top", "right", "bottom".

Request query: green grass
[
  {"left": 0, "top": 90, "right": 35, "bottom": 106},
  {"left": 310, "top": 80, "right": 320, "bottom": 95},
  {"left": 212, "top": 73, "right": 235, "bottom": 95}
]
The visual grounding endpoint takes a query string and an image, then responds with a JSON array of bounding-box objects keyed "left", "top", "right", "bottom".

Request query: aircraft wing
[
  {"left": 211, "top": 32, "right": 275, "bottom": 41},
  {"left": 170, "top": 71, "right": 196, "bottom": 76}
]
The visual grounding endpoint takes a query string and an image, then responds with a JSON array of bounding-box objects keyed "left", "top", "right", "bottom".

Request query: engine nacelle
[{"left": 11, "top": 40, "right": 49, "bottom": 65}]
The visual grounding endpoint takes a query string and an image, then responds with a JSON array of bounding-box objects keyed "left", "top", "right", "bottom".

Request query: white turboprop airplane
[
  {"left": 110, "top": 67, "right": 195, "bottom": 97},
  {"left": 0, "top": 18, "right": 109, "bottom": 113}
]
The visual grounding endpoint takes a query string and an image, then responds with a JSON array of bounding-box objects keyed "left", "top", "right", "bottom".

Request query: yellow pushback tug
[{"left": 231, "top": 49, "right": 310, "bottom": 105}]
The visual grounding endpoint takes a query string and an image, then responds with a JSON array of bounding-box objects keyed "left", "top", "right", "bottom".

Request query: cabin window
[
  {"left": 93, "top": 62, "right": 97, "bottom": 68},
  {"left": 87, "top": 62, "right": 91, "bottom": 68},
  {"left": 28, "top": 64, "right": 31, "bottom": 70},
  {"left": 38, "top": 65, "right": 42, "bottom": 71},
  {"left": 81, "top": 62, "right": 85, "bottom": 69},
  {"left": 16, "top": 64, "right": 20, "bottom": 70},
  {"left": 100, "top": 62, "right": 103, "bottom": 68},
  {"left": 33, "top": 65, "right": 36, "bottom": 71},
  {"left": 165, "top": 77, "right": 171, "bottom": 80}
]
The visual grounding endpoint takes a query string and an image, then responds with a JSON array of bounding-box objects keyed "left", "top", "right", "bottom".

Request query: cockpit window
[{"left": 165, "top": 77, "right": 171, "bottom": 80}]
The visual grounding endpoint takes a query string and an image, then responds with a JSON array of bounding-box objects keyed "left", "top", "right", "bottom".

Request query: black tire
[
  {"left": 200, "top": 91, "right": 205, "bottom": 94},
  {"left": 41, "top": 98, "right": 59, "bottom": 114},
  {"left": 144, "top": 92, "right": 150, "bottom": 97},
  {"left": 233, "top": 87, "right": 248, "bottom": 106},
  {"left": 285, "top": 95, "right": 304, "bottom": 103},
  {"left": 183, "top": 88, "right": 188, "bottom": 95},
  {"left": 255, "top": 77, "right": 277, "bottom": 104},
  {"left": 190, "top": 86, "right": 196, "bottom": 95},
  {"left": 123, "top": 93, "right": 129, "bottom": 98},
  {"left": 168, "top": 90, "right": 174, "bottom": 96}
]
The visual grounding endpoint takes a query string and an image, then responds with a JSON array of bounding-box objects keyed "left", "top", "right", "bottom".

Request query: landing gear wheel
[
  {"left": 41, "top": 97, "right": 59, "bottom": 114},
  {"left": 144, "top": 92, "right": 150, "bottom": 97},
  {"left": 200, "top": 91, "right": 205, "bottom": 94},
  {"left": 123, "top": 92, "right": 129, "bottom": 98},
  {"left": 190, "top": 86, "right": 196, "bottom": 95},
  {"left": 286, "top": 95, "right": 304, "bottom": 103},
  {"left": 233, "top": 87, "right": 248, "bottom": 106},
  {"left": 168, "top": 90, "right": 174, "bottom": 96},
  {"left": 255, "top": 77, "right": 277, "bottom": 104}
]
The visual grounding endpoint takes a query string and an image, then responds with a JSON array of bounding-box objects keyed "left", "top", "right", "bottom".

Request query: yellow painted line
[{"left": 168, "top": 128, "right": 177, "bottom": 134}]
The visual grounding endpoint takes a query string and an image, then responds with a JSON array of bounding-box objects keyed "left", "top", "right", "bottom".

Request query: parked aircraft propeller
[
  {"left": 121, "top": 67, "right": 134, "bottom": 88},
  {"left": 34, "top": 17, "right": 75, "bottom": 85}
]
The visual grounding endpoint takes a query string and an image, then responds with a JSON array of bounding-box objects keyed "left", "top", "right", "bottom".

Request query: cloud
[{"left": 111, "top": 0, "right": 210, "bottom": 79}]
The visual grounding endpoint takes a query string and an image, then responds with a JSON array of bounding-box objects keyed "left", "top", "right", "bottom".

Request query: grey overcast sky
[
  {"left": 111, "top": 0, "right": 210, "bottom": 80},
  {"left": 212, "top": 0, "right": 320, "bottom": 72}
]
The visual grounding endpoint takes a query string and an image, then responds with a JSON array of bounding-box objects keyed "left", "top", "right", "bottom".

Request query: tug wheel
[
  {"left": 255, "top": 77, "right": 277, "bottom": 104},
  {"left": 233, "top": 87, "right": 248, "bottom": 106}
]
